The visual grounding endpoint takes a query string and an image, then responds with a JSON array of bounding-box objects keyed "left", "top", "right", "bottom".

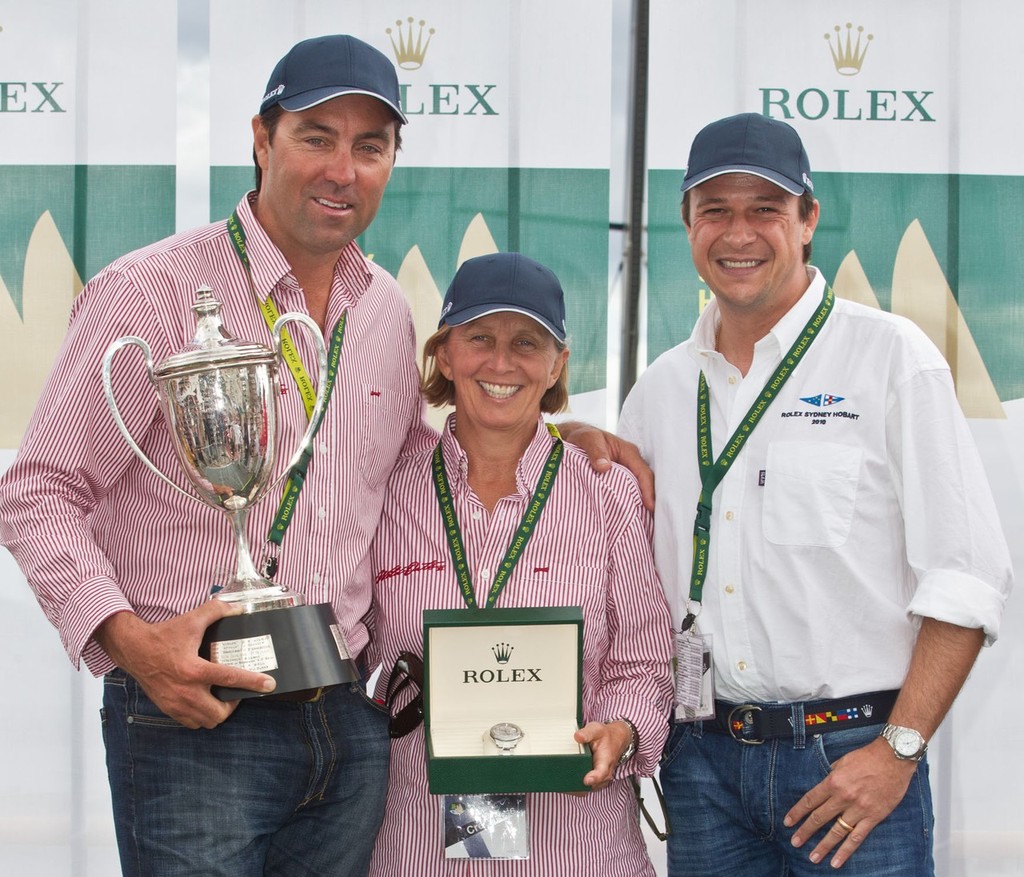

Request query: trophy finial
[{"left": 190, "top": 286, "right": 237, "bottom": 349}]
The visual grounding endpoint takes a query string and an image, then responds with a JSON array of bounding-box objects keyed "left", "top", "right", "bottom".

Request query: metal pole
[{"left": 618, "top": 0, "right": 649, "bottom": 408}]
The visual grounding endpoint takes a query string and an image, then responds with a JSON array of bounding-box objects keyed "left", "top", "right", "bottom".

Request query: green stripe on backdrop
[
  {"left": 647, "top": 170, "right": 1024, "bottom": 402},
  {"left": 211, "top": 166, "right": 610, "bottom": 395},
  {"left": 0, "top": 166, "right": 175, "bottom": 314}
]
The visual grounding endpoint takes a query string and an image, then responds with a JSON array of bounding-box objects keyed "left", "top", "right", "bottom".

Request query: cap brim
[
  {"left": 681, "top": 165, "right": 805, "bottom": 196},
  {"left": 278, "top": 86, "right": 408, "bottom": 123},
  {"left": 441, "top": 305, "right": 565, "bottom": 342}
]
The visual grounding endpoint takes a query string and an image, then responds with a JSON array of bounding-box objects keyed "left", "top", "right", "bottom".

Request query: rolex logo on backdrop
[
  {"left": 760, "top": 20, "right": 935, "bottom": 123},
  {"left": 383, "top": 15, "right": 499, "bottom": 117},
  {"left": 462, "top": 641, "right": 541, "bottom": 684},
  {"left": 825, "top": 22, "right": 873, "bottom": 76},
  {"left": 386, "top": 16, "right": 434, "bottom": 69}
]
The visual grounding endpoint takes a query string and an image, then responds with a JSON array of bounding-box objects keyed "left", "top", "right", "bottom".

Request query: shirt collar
[
  {"left": 439, "top": 415, "right": 558, "bottom": 500},
  {"left": 687, "top": 266, "right": 826, "bottom": 364},
  {"left": 237, "top": 192, "right": 373, "bottom": 304},
  {"left": 759, "top": 266, "right": 827, "bottom": 357}
]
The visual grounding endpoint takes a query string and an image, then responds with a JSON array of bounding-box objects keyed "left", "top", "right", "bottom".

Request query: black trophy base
[{"left": 200, "top": 602, "right": 359, "bottom": 701}]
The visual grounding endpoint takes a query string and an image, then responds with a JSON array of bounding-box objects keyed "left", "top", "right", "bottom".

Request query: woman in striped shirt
[{"left": 367, "top": 252, "right": 673, "bottom": 876}]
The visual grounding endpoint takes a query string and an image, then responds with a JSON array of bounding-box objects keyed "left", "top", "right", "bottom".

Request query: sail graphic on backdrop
[{"left": 0, "top": 212, "right": 80, "bottom": 447}]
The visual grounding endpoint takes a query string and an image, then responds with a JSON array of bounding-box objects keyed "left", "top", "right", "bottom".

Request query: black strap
[{"left": 631, "top": 774, "right": 671, "bottom": 841}]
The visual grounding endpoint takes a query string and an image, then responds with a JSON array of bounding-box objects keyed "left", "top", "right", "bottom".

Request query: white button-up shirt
[{"left": 620, "top": 268, "right": 1012, "bottom": 704}]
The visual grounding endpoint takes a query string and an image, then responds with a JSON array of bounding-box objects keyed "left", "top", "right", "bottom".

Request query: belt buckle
[{"left": 727, "top": 704, "right": 764, "bottom": 744}]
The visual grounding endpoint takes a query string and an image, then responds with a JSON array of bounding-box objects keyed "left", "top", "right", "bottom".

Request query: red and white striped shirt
[
  {"left": 0, "top": 194, "right": 433, "bottom": 675},
  {"left": 368, "top": 417, "right": 673, "bottom": 877}
]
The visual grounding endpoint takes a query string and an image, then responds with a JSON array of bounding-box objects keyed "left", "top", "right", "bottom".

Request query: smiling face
[
  {"left": 684, "top": 173, "right": 819, "bottom": 325},
  {"left": 251, "top": 93, "right": 397, "bottom": 272},
  {"left": 434, "top": 312, "right": 568, "bottom": 441}
]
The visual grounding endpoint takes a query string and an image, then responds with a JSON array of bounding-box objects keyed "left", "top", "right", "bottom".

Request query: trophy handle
[
  {"left": 267, "top": 312, "right": 330, "bottom": 490},
  {"left": 101, "top": 335, "right": 206, "bottom": 507}
]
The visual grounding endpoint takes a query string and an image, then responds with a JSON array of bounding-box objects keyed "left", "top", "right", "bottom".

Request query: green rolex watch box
[{"left": 422, "top": 605, "right": 592, "bottom": 794}]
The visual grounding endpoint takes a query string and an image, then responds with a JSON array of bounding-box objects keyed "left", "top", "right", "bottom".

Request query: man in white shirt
[{"left": 618, "top": 113, "right": 1012, "bottom": 874}]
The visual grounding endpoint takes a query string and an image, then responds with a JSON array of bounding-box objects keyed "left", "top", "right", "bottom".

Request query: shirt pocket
[
  {"left": 358, "top": 384, "right": 420, "bottom": 489},
  {"left": 762, "top": 441, "right": 862, "bottom": 548}
]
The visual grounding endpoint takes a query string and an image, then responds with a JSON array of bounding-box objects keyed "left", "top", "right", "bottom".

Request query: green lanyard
[
  {"left": 433, "top": 424, "right": 564, "bottom": 608},
  {"left": 684, "top": 287, "right": 835, "bottom": 631},
  {"left": 226, "top": 211, "right": 347, "bottom": 575}
]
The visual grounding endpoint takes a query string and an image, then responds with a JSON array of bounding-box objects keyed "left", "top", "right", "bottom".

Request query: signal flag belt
[{"left": 706, "top": 689, "right": 899, "bottom": 745}]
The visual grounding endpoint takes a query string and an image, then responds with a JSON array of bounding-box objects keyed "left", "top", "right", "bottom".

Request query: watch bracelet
[{"left": 608, "top": 716, "right": 638, "bottom": 764}]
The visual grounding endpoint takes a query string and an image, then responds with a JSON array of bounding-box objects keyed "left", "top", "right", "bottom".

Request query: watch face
[
  {"left": 489, "top": 722, "right": 524, "bottom": 753},
  {"left": 893, "top": 728, "right": 922, "bottom": 756}
]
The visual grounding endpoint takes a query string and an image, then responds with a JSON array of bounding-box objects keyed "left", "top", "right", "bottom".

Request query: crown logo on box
[
  {"left": 386, "top": 17, "right": 435, "bottom": 70},
  {"left": 492, "top": 642, "right": 514, "bottom": 664},
  {"left": 824, "top": 22, "right": 873, "bottom": 76}
]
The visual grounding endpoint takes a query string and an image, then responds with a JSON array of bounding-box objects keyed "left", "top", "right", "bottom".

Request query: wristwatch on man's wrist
[
  {"left": 880, "top": 722, "right": 928, "bottom": 762},
  {"left": 609, "top": 717, "right": 638, "bottom": 764}
]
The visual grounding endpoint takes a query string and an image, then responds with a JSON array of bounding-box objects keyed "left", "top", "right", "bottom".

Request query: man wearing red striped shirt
[{"left": 0, "top": 35, "right": 431, "bottom": 877}]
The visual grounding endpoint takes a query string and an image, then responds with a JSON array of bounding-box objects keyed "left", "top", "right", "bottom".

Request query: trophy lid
[{"left": 154, "top": 286, "right": 277, "bottom": 379}]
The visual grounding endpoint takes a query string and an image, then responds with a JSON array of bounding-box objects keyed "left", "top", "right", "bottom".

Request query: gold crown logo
[
  {"left": 491, "top": 642, "right": 513, "bottom": 664},
  {"left": 824, "top": 22, "right": 873, "bottom": 76},
  {"left": 386, "top": 17, "right": 434, "bottom": 70}
]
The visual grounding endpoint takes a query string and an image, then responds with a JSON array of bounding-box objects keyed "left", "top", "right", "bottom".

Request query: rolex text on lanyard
[{"left": 683, "top": 287, "right": 835, "bottom": 631}]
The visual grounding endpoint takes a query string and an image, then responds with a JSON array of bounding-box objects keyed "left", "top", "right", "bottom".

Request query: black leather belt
[
  {"left": 258, "top": 685, "right": 337, "bottom": 703},
  {"left": 705, "top": 689, "right": 898, "bottom": 744}
]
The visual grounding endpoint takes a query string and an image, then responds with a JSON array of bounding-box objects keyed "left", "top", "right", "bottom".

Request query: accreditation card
[{"left": 673, "top": 629, "right": 715, "bottom": 722}]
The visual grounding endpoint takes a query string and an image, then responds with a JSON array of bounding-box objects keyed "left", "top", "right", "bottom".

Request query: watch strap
[
  {"left": 880, "top": 722, "right": 928, "bottom": 762},
  {"left": 610, "top": 717, "right": 638, "bottom": 765}
]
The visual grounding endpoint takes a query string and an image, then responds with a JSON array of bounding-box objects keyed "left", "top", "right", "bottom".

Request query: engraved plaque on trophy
[{"left": 102, "top": 286, "right": 358, "bottom": 700}]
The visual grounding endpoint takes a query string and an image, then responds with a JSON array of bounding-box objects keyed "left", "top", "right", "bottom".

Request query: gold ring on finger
[{"left": 835, "top": 815, "right": 855, "bottom": 834}]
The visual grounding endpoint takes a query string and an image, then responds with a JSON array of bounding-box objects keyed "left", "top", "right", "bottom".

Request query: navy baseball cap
[
  {"left": 681, "top": 113, "right": 813, "bottom": 195},
  {"left": 260, "top": 34, "right": 407, "bottom": 123},
  {"left": 439, "top": 253, "right": 567, "bottom": 342}
]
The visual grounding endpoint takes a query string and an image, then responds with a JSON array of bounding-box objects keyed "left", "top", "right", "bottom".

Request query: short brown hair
[{"left": 420, "top": 325, "right": 570, "bottom": 414}]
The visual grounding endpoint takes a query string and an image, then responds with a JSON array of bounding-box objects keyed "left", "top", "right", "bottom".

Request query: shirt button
[
  {"left": 312, "top": 572, "right": 321, "bottom": 584},
  {"left": 737, "top": 661, "right": 747, "bottom": 671},
  {"left": 318, "top": 507, "right": 327, "bottom": 520},
  {"left": 724, "top": 511, "right": 735, "bottom": 521},
  {"left": 319, "top": 442, "right": 328, "bottom": 454},
  {"left": 725, "top": 584, "right": 735, "bottom": 594},
  {"left": 728, "top": 376, "right": 737, "bottom": 385},
  {"left": 471, "top": 509, "right": 482, "bottom": 521},
  {"left": 480, "top": 569, "right": 490, "bottom": 582}
]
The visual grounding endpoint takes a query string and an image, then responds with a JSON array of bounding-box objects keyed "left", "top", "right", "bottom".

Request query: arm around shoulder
[{"left": 557, "top": 420, "right": 654, "bottom": 510}]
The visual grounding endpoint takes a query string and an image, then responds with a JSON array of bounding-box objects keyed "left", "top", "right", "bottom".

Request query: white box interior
[{"left": 427, "top": 621, "right": 583, "bottom": 758}]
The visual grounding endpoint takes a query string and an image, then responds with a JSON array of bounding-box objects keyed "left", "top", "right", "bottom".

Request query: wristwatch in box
[{"left": 489, "top": 722, "right": 525, "bottom": 755}]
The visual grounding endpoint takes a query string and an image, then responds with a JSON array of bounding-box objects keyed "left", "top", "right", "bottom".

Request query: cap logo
[
  {"left": 261, "top": 83, "right": 285, "bottom": 104},
  {"left": 440, "top": 301, "right": 453, "bottom": 319},
  {"left": 802, "top": 172, "right": 814, "bottom": 192},
  {"left": 386, "top": 17, "right": 435, "bottom": 70},
  {"left": 825, "top": 22, "right": 873, "bottom": 76}
]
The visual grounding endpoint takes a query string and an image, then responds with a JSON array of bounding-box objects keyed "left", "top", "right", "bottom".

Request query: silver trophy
[{"left": 102, "top": 286, "right": 358, "bottom": 699}]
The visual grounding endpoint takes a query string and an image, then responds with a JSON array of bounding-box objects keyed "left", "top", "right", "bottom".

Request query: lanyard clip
[
  {"left": 681, "top": 602, "right": 702, "bottom": 632},
  {"left": 694, "top": 501, "right": 712, "bottom": 535},
  {"left": 260, "top": 544, "right": 280, "bottom": 580}
]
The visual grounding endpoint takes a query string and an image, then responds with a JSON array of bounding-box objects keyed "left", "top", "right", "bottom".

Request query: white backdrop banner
[{"left": 646, "top": 0, "right": 1024, "bottom": 864}]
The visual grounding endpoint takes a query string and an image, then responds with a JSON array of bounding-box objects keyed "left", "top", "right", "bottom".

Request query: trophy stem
[{"left": 216, "top": 503, "right": 303, "bottom": 612}]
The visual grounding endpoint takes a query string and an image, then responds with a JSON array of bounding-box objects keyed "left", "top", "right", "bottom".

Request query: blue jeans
[
  {"left": 661, "top": 720, "right": 934, "bottom": 876},
  {"left": 101, "top": 670, "right": 390, "bottom": 877}
]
